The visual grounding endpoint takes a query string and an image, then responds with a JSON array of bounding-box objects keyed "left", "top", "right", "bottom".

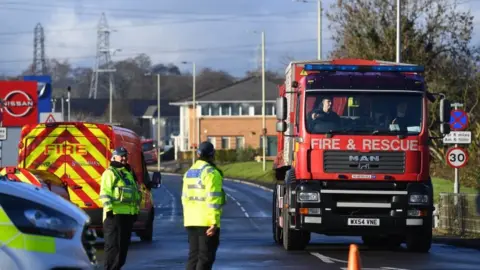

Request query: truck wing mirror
[
  {"left": 276, "top": 121, "right": 287, "bottom": 133},
  {"left": 439, "top": 98, "right": 451, "bottom": 123},
  {"left": 439, "top": 98, "right": 451, "bottom": 135},
  {"left": 276, "top": 97, "right": 287, "bottom": 120}
]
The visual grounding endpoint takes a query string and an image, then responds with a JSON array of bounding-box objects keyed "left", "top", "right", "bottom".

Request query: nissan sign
[{"left": 0, "top": 81, "right": 38, "bottom": 127}]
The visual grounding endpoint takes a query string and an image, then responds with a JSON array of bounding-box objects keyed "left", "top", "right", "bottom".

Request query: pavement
[{"left": 93, "top": 174, "right": 480, "bottom": 270}]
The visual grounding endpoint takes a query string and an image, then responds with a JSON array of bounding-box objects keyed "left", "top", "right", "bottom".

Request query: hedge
[{"left": 178, "top": 146, "right": 261, "bottom": 163}]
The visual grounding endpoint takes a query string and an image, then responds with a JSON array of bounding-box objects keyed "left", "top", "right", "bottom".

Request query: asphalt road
[{"left": 94, "top": 174, "right": 480, "bottom": 270}]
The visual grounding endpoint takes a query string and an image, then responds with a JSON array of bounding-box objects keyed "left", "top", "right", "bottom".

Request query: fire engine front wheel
[
  {"left": 272, "top": 185, "right": 283, "bottom": 245},
  {"left": 282, "top": 206, "right": 310, "bottom": 251}
]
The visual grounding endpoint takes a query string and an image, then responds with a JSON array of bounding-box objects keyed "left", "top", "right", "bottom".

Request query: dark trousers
[
  {"left": 186, "top": 226, "right": 220, "bottom": 270},
  {"left": 103, "top": 214, "right": 136, "bottom": 270}
]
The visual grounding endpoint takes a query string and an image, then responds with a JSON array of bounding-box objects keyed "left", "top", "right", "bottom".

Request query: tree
[{"left": 326, "top": 0, "right": 480, "bottom": 184}]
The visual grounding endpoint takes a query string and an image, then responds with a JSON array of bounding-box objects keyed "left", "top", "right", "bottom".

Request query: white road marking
[
  {"left": 226, "top": 193, "right": 249, "bottom": 218},
  {"left": 310, "top": 252, "right": 347, "bottom": 263},
  {"left": 225, "top": 185, "right": 269, "bottom": 217},
  {"left": 163, "top": 186, "right": 176, "bottom": 222},
  {"left": 223, "top": 186, "right": 238, "bottom": 193},
  {"left": 310, "top": 253, "right": 410, "bottom": 270},
  {"left": 310, "top": 252, "right": 335, "bottom": 263}
]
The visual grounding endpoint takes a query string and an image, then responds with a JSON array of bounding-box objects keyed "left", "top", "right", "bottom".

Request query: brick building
[{"left": 169, "top": 76, "right": 280, "bottom": 156}]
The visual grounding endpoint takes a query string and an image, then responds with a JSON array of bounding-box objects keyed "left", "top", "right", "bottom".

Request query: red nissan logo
[{"left": 4, "top": 90, "right": 34, "bottom": 117}]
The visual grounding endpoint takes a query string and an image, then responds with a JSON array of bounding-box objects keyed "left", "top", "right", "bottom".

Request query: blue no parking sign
[{"left": 449, "top": 109, "right": 468, "bottom": 131}]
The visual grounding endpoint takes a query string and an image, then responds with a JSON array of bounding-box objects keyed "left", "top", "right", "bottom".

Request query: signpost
[
  {"left": 39, "top": 112, "right": 63, "bottom": 123},
  {"left": 444, "top": 102, "right": 470, "bottom": 194},
  {"left": 446, "top": 147, "right": 468, "bottom": 169},
  {"left": 442, "top": 131, "right": 471, "bottom": 144},
  {"left": 449, "top": 108, "right": 468, "bottom": 131}
]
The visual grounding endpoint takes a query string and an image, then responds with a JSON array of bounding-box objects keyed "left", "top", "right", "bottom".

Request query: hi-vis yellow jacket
[
  {"left": 182, "top": 160, "right": 225, "bottom": 228},
  {"left": 99, "top": 166, "right": 141, "bottom": 222}
]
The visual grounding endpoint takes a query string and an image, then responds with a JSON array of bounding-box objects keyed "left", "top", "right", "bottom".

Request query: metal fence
[{"left": 436, "top": 193, "right": 480, "bottom": 235}]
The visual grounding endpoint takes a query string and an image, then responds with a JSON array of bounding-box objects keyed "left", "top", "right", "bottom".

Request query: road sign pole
[{"left": 451, "top": 102, "right": 463, "bottom": 194}]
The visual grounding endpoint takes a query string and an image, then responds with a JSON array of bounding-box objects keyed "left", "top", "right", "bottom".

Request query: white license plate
[{"left": 347, "top": 218, "right": 380, "bottom": 226}]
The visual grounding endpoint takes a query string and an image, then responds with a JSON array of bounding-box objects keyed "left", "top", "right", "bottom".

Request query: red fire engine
[{"left": 272, "top": 59, "right": 451, "bottom": 253}]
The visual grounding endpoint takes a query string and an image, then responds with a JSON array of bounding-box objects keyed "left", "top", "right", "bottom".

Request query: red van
[{"left": 17, "top": 122, "right": 159, "bottom": 241}]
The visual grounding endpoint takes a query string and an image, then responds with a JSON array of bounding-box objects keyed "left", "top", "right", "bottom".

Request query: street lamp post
[
  {"left": 108, "top": 49, "right": 121, "bottom": 123},
  {"left": 317, "top": 0, "right": 322, "bottom": 60},
  {"left": 295, "top": 0, "right": 322, "bottom": 60},
  {"left": 67, "top": 86, "right": 71, "bottom": 121},
  {"left": 145, "top": 72, "right": 162, "bottom": 172},
  {"left": 156, "top": 74, "right": 161, "bottom": 172},
  {"left": 261, "top": 31, "right": 266, "bottom": 171},
  {"left": 396, "top": 0, "right": 401, "bottom": 63},
  {"left": 182, "top": 61, "right": 197, "bottom": 164}
]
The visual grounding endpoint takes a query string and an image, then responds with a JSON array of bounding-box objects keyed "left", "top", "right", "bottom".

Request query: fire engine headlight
[
  {"left": 0, "top": 193, "right": 78, "bottom": 239},
  {"left": 409, "top": 194, "right": 429, "bottom": 204},
  {"left": 297, "top": 192, "right": 320, "bottom": 202}
]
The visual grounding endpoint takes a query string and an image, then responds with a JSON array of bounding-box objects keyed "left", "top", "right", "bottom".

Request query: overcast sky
[{"left": 0, "top": 0, "right": 478, "bottom": 78}]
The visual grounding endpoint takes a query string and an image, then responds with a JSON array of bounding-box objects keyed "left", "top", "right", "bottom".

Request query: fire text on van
[{"left": 44, "top": 144, "right": 87, "bottom": 155}]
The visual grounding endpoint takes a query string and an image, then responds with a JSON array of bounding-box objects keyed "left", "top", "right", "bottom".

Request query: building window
[
  {"left": 266, "top": 104, "right": 275, "bottom": 115},
  {"left": 211, "top": 104, "right": 220, "bottom": 115},
  {"left": 201, "top": 105, "right": 209, "bottom": 116},
  {"left": 231, "top": 104, "right": 240, "bottom": 115},
  {"left": 240, "top": 103, "right": 249, "bottom": 115},
  {"left": 235, "top": 137, "right": 244, "bottom": 149},
  {"left": 207, "top": 136, "right": 216, "bottom": 148},
  {"left": 220, "top": 104, "right": 230, "bottom": 116},
  {"left": 221, "top": 137, "right": 229, "bottom": 149}
]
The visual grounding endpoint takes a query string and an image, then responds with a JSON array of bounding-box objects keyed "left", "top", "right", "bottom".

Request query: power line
[
  {"left": 1, "top": 1, "right": 290, "bottom": 17},
  {"left": 0, "top": 8, "right": 314, "bottom": 37},
  {"left": 0, "top": 38, "right": 318, "bottom": 64}
]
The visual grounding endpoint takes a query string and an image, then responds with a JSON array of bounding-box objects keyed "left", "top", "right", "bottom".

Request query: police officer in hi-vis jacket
[
  {"left": 99, "top": 146, "right": 141, "bottom": 270},
  {"left": 182, "top": 141, "right": 226, "bottom": 270}
]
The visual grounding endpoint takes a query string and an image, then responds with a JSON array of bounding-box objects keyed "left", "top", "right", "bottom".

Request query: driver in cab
[
  {"left": 311, "top": 97, "right": 340, "bottom": 122},
  {"left": 309, "top": 97, "right": 341, "bottom": 132}
]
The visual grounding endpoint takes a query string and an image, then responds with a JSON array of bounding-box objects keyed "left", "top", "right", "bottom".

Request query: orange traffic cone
[{"left": 347, "top": 244, "right": 361, "bottom": 270}]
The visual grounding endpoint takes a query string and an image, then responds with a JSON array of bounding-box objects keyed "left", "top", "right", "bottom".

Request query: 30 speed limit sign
[{"left": 446, "top": 147, "right": 469, "bottom": 168}]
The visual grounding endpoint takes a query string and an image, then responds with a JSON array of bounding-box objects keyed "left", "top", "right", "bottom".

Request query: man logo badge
[
  {"left": 348, "top": 155, "right": 380, "bottom": 162},
  {"left": 358, "top": 164, "right": 370, "bottom": 170}
]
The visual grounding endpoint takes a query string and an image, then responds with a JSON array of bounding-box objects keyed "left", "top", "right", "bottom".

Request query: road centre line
[{"left": 226, "top": 193, "right": 249, "bottom": 218}]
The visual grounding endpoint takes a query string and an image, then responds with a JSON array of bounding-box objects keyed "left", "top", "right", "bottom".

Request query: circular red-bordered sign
[
  {"left": 446, "top": 147, "right": 469, "bottom": 168},
  {"left": 3, "top": 90, "right": 34, "bottom": 118}
]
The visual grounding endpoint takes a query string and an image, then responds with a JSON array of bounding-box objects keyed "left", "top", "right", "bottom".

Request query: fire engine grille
[{"left": 323, "top": 151, "right": 405, "bottom": 174}]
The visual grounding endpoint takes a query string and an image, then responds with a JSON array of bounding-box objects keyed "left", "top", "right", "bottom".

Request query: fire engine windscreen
[{"left": 305, "top": 92, "right": 422, "bottom": 135}]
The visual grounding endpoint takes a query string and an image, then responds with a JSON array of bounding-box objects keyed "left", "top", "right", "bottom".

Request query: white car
[{"left": 0, "top": 176, "right": 98, "bottom": 270}]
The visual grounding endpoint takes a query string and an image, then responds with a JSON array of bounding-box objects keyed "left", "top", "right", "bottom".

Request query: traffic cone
[{"left": 347, "top": 244, "right": 361, "bottom": 270}]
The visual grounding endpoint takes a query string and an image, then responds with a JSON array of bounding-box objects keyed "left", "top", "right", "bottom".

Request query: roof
[
  {"left": 171, "top": 76, "right": 279, "bottom": 104},
  {"left": 52, "top": 99, "right": 179, "bottom": 118}
]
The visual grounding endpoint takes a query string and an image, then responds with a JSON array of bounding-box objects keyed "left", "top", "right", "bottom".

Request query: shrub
[
  {"left": 178, "top": 146, "right": 259, "bottom": 163},
  {"left": 236, "top": 147, "right": 256, "bottom": 162}
]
